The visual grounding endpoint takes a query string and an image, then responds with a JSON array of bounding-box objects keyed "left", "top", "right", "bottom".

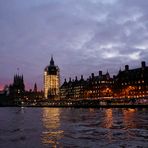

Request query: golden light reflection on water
[
  {"left": 89, "top": 108, "right": 95, "bottom": 113},
  {"left": 123, "top": 108, "right": 137, "bottom": 128},
  {"left": 104, "top": 109, "right": 113, "bottom": 128},
  {"left": 41, "top": 108, "right": 64, "bottom": 147},
  {"left": 103, "top": 109, "right": 114, "bottom": 142}
]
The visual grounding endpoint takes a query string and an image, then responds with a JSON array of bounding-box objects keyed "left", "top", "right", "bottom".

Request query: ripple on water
[{"left": 0, "top": 108, "right": 148, "bottom": 148}]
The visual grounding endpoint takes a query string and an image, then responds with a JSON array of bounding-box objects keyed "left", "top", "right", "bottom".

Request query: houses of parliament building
[
  {"left": 43, "top": 58, "right": 148, "bottom": 100},
  {"left": 1, "top": 58, "right": 147, "bottom": 104},
  {"left": 60, "top": 61, "right": 148, "bottom": 100}
]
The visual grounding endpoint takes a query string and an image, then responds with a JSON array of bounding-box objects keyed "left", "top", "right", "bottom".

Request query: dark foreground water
[{"left": 0, "top": 108, "right": 147, "bottom": 148}]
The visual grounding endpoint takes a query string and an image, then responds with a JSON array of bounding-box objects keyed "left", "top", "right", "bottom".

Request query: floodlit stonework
[{"left": 44, "top": 56, "right": 60, "bottom": 100}]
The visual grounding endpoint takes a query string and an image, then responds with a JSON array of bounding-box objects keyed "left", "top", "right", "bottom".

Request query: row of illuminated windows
[
  {"left": 129, "top": 91, "right": 148, "bottom": 94},
  {"left": 89, "top": 90, "right": 111, "bottom": 93},
  {"left": 121, "top": 80, "right": 145, "bottom": 85},
  {"left": 91, "top": 81, "right": 113, "bottom": 84}
]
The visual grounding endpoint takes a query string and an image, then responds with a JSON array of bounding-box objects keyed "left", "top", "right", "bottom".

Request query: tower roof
[
  {"left": 45, "top": 56, "right": 59, "bottom": 75},
  {"left": 50, "top": 56, "right": 54, "bottom": 66}
]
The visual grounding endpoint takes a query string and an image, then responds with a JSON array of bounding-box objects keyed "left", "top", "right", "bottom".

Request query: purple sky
[{"left": 0, "top": 0, "right": 148, "bottom": 90}]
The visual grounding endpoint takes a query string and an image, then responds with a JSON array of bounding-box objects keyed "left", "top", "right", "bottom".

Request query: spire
[
  {"left": 34, "top": 83, "right": 37, "bottom": 92},
  {"left": 50, "top": 55, "right": 54, "bottom": 66},
  {"left": 17, "top": 68, "right": 19, "bottom": 74},
  {"left": 119, "top": 67, "right": 121, "bottom": 73},
  {"left": 64, "top": 79, "right": 67, "bottom": 84},
  {"left": 21, "top": 75, "right": 23, "bottom": 83},
  {"left": 106, "top": 70, "right": 110, "bottom": 79},
  {"left": 13, "top": 75, "right": 16, "bottom": 84}
]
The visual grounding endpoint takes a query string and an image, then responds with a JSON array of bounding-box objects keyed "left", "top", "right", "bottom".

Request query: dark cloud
[{"left": 0, "top": 0, "right": 148, "bottom": 89}]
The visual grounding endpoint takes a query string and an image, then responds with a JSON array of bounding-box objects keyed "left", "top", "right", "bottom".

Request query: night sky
[{"left": 0, "top": 0, "right": 148, "bottom": 90}]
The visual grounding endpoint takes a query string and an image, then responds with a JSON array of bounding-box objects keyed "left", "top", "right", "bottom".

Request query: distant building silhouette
[
  {"left": 9, "top": 74, "right": 25, "bottom": 103},
  {"left": 44, "top": 56, "right": 60, "bottom": 100},
  {"left": 24, "top": 83, "right": 44, "bottom": 102},
  {"left": 9, "top": 74, "right": 25, "bottom": 92}
]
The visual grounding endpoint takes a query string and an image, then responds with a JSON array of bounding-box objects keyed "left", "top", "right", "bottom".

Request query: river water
[{"left": 0, "top": 107, "right": 147, "bottom": 148}]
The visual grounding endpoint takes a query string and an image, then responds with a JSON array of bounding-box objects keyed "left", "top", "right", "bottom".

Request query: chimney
[
  {"left": 75, "top": 76, "right": 78, "bottom": 81},
  {"left": 99, "top": 71, "right": 102, "bottom": 76},
  {"left": 81, "top": 75, "right": 83, "bottom": 80},
  {"left": 69, "top": 77, "right": 71, "bottom": 82},
  {"left": 91, "top": 73, "right": 94, "bottom": 78},
  {"left": 125, "top": 65, "right": 129, "bottom": 71},
  {"left": 141, "top": 61, "right": 146, "bottom": 68}
]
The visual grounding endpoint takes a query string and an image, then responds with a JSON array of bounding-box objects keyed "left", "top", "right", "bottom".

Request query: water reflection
[
  {"left": 103, "top": 109, "right": 114, "bottom": 142},
  {"left": 102, "top": 108, "right": 138, "bottom": 129},
  {"left": 0, "top": 108, "right": 147, "bottom": 148},
  {"left": 123, "top": 108, "right": 137, "bottom": 129},
  {"left": 102, "top": 108, "right": 138, "bottom": 142},
  {"left": 104, "top": 109, "right": 113, "bottom": 128},
  {"left": 41, "top": 108, "right": 64, "bottom": 147},
  {"left": 89, "top": 108, "right": 95, "bottom": 113}
]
